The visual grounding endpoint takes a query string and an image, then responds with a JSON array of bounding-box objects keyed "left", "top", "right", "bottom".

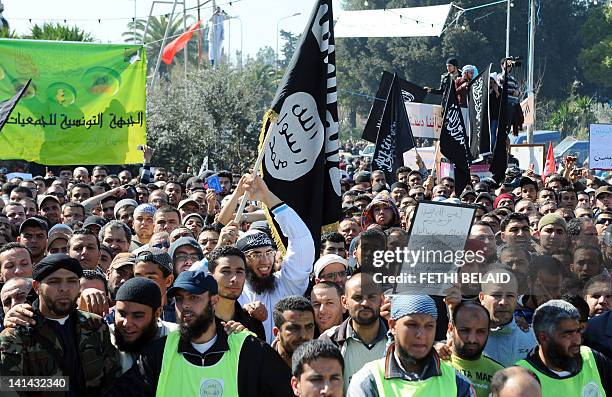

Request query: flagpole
[{"left": 234, "top": 122, "right": 275, "bottom": 223}]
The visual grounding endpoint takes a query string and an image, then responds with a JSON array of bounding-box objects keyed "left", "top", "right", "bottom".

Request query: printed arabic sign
[
  {"left": 0, "top": 39, "right": 146, "bottom": 165},
  {"left": 589, "top": 123, "right": 612, "bottom": 170},
  {"left": 406, "top": 102, "right": 443, "bottom": 138}
]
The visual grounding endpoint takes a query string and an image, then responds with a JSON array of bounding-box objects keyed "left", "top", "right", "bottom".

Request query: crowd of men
[{"left": 0, "top": 141, "right": 610, "bottom": 396}]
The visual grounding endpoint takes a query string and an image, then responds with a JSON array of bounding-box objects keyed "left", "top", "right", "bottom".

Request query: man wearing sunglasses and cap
[
  {"left": 105, "top": 271, "right": 293, "bottom": 396},
  {"left": 348, "top": 294, "right": 476, "bottom": 396}
]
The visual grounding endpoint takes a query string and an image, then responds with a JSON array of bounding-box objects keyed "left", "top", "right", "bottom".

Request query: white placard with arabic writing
[
  {"left": 395, "top": 201, "right": 475, "bottom": 296},
  {"left": 405, "top": 103, "right": 443, "bottom": 138},
  {"left": 590, "top": 124, "right": 612, "bottom": 170}
]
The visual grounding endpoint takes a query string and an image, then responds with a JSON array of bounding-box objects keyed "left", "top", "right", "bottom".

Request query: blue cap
[{"left": 167, "top": 271, "right": 218, "bottom": 298}]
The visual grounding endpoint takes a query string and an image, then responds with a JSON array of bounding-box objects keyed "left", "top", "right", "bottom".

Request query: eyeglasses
[
  {"left": 246, "top": 250, "right": 276, "bottom": 261},
  {"left": 596, "top": 218, "right": 612, "bottom": 225},
  {"left": 175, "top": 253, "right": 201, "bottom": 262},
  {"left": 319, "top": 270, "right": 348, "bottom": 280}
]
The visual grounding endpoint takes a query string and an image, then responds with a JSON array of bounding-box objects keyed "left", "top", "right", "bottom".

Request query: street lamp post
[{"left": 276, "top": 12, "right": 301, "bottom": 70}]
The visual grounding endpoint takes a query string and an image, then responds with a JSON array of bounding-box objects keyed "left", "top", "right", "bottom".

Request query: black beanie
[
  {"left": 115, "top": 277, "right": 162, "bottom": 309},
  {"left": 33, "top": 254, "right": 83, "bottom": 281},
  {"left": 446, "top": 57, "right": 458, "bottom": 67}
]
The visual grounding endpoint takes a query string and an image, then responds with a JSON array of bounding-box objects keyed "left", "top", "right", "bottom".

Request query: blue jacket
[{"left": 584, "top": 311, "right": 612, "bottom": 359}]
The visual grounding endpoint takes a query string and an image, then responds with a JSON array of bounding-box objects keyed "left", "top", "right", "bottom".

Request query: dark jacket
[
  {"left": 584, "top": 311, "right": 612, "bottom": 359},
  {"left": 521, "top": 346, "right": 612, "bottom": 392},
  {"left": 231, "top": 300, "right": 266, "bottom": 341},
  {"left": 103, "top": 318, "right": 292, "bottom": 397},
  {"left": 0, "top": 300, "right": 121, "bottom": 397}
]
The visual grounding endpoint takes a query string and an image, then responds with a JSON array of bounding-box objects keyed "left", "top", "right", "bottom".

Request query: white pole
[
  {"left": 526, "top": 0, "right": 536, "bottom": 144},
  {"left": 234, "top": 122, "right": 275, "bottom": 222},
  {"left": 505, "top": 0, "right": 511, "bottom": 58}
]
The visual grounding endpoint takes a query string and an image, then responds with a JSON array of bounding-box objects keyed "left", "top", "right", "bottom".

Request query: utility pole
[
  {"left": 211, "top": 0, "right": 217, "bottom": 66},
  {"left": 505, "top": 0, "right": 511, "bottom": 58},
  {"left": 197, "top": 0, "right": 202, "bottom": 68},
  {"left": 526, "top": 0, "right": 536, "bottom": 143}
]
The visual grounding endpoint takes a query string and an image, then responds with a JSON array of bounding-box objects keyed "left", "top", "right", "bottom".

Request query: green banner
[{"left": 0, "top": 39, "right": 146, "bottom": 165}]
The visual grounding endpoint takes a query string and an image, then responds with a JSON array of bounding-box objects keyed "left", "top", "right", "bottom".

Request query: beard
[
  {"left": 544, "top": 339, "right": 580, "bottom": 373},
  {"left": 114, "top": 317, "right": 158, "bottom": 353},
  {"left": 352, "top": 307, "right": 379, "bottom": 326},
  {"left": 179, "top": 301, "right": 216, "bottom": 341},
  {"left": 455, "top": 340, "right": 486, "bottom": 361},
  {"left": 43, "top": 292, "right": 77, "bottom": 317},
  {"left": 396, "top": 342, "right": 432, "bottom": 371},
  {"left": 246, "top": 267, "right": 276, "bottom": 295}
]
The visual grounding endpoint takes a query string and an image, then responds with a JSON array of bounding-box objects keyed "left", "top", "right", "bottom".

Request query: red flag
[
  {"left": 162, "top": 21, "right": 201, "bottom": 65},
  {"left": 542, "top": 142, "right": 555, "bottom": 182}
]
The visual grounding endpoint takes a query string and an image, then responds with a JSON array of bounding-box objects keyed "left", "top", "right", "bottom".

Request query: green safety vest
[
  {"left": 371, "top": 356, "right": 458, "bottom": 396},
  {"left": 156, "top": 330, "right": 249, "bottom": 397},
  {"left": 516, "top": 346, "right": 606, "bottom": 397}
]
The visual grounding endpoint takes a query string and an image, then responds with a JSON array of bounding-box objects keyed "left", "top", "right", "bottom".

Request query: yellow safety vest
[
  {"left": 370, "top": 356, "right": 458, "bottom": 396},
  {"left": 156, "top": 330, "right": 249, "bottom": 397},
  {"left": 516, "top": 346, "right": 606, "bottom": 397}
]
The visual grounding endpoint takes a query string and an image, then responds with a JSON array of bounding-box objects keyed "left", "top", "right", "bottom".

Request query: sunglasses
[{"left": 596, "top": 218, "right": 612, "bottom": 225}]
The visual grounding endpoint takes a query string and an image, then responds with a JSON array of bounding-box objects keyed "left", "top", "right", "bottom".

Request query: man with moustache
[
  {"left": 208, "top": 245, "right": 266, "bottom": 340},
  {"left": 235, "top": 174, "right": 314, "bottom": 343},
  {"left": 516, "top": 300, "right": 612, "bottom": 395},
  {"left": 272, "top": 296, "right": 316, "bottom": 368},
  {"left": 105, "top": 271, "right": 293, "bottom": 396},
  {"left": 447, "top": 301, "right": 504, "bottom": 397},
  {"left": 110, "top": 277, "right": 178, "bottom": 372},
  {"left": 319, "top": 274, "right": 387, "bottom": 392},
  {"left": 348, "top": 294, "right": 476, "bottom": 396},
  {"left": 291, "top": 340, "right": 344, "bottom": 397},
  {"left": 0, "top": 254, "right": 121, "bottom": 395}
]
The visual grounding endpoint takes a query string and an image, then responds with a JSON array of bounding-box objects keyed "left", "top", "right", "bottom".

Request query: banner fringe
[{"left": 257, "top": 109, "right": 287, "bottom": 257}]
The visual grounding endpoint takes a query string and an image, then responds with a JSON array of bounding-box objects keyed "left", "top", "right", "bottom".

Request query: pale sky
[{"left": 3, "top": 0, "right": 343, "bottom": 63}]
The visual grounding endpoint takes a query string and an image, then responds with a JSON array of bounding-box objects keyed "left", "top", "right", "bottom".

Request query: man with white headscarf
[{"left": 348, "top": 294, "right": 476, "bottom": 396}]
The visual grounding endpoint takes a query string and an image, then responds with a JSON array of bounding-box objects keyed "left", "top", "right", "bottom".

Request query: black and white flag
[
  {"left": 440, "top": 81, "right": 471, "bottom": 196},
  {"left": 371, "top": 74, "right": 416, "bottom": 184},
  {"left": 467, "top": 65, "right": 491, "bottom": 158},
  {"left": 259, "top": 0, "right": 341, "bottom": 253},
  {"left": 0, "top": 79, "right": 31, "bottom": 132},
  {"left": 363, "top": 71, "right": 427, "bottom": 143}
]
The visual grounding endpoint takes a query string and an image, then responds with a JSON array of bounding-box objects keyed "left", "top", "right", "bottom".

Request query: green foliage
[
  {"left": 146, "top": 65, "right": 267, "bottom": 173},
  {"left": 336, "top": 0, "right": 599, "bottom": 134},
  {"left": 546, "top": 95, "right": 596, "bottom": 140},
  {"left": 578, "top": 5, "right": 612, "bottom": 89},
  {"left": 279, "top": 29, "right": 300, "bottom": 70},
  {"left": 25, "top": 23, "right": 94, "bottom": 42},
  {"left": 122, "top": 15, "right": 201, "bottom": 73}
]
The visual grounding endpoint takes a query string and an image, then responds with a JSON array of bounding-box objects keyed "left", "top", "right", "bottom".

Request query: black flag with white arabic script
[
  {"left": 467, "top": 65, "right": 491, "bottom": 158},
  {"left": 490, "top": 70, "right": 510, "bottom": 183},
  {"left": 259, "top": 0, "right": 341, "bottom": 254},
  {"left": 372, "top": 74, "right": 416, "bottom": 184},
  {"left": 0, "top": 79, "right": 31, "bottom": 132},
  {"left": 363, "top": 71, "right": 427, "bottom": 143},
  {"left": 440, "top": 81, "right": 471, "bottom": 196}
]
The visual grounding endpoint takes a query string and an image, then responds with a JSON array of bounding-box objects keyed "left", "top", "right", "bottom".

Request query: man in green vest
[
  {"left": 104, "top": 270, "right": 293, "bottom": 396},
  {"left": 447, "top": 301, "right": 504, "bottom": 397},
  {"left": 347, "top": 294, "right": 476, "bottom": 396},
  {"left": 516, "top": 299, "right": 612, "bottom": 396}
]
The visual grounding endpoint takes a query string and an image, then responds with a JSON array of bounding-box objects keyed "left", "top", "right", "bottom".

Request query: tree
[
  {"left": 278, "top": 29, "right": 300, "bottom": 70},
  {"left": 25, "top": 23, "right": 94, "bottom": 42},
  {"left": 147, "top": 65, "right": 267, "bottom": 173},
  {"left": 578, "top": 5, "right": 612, "bottom": 90},
  {"left": 123, "top": 15, "right": 199, "bottom": 73},
  {"left": 546, "top": 95, "right": 596, "bottom": 140},
  {"left": 335, "top": 0, "right": 593, "bottom": 138}
]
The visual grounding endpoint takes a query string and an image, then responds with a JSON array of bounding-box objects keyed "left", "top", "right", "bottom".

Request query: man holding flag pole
[{"left": 216, "top": 0, "right": 341, "bottom": 343}]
